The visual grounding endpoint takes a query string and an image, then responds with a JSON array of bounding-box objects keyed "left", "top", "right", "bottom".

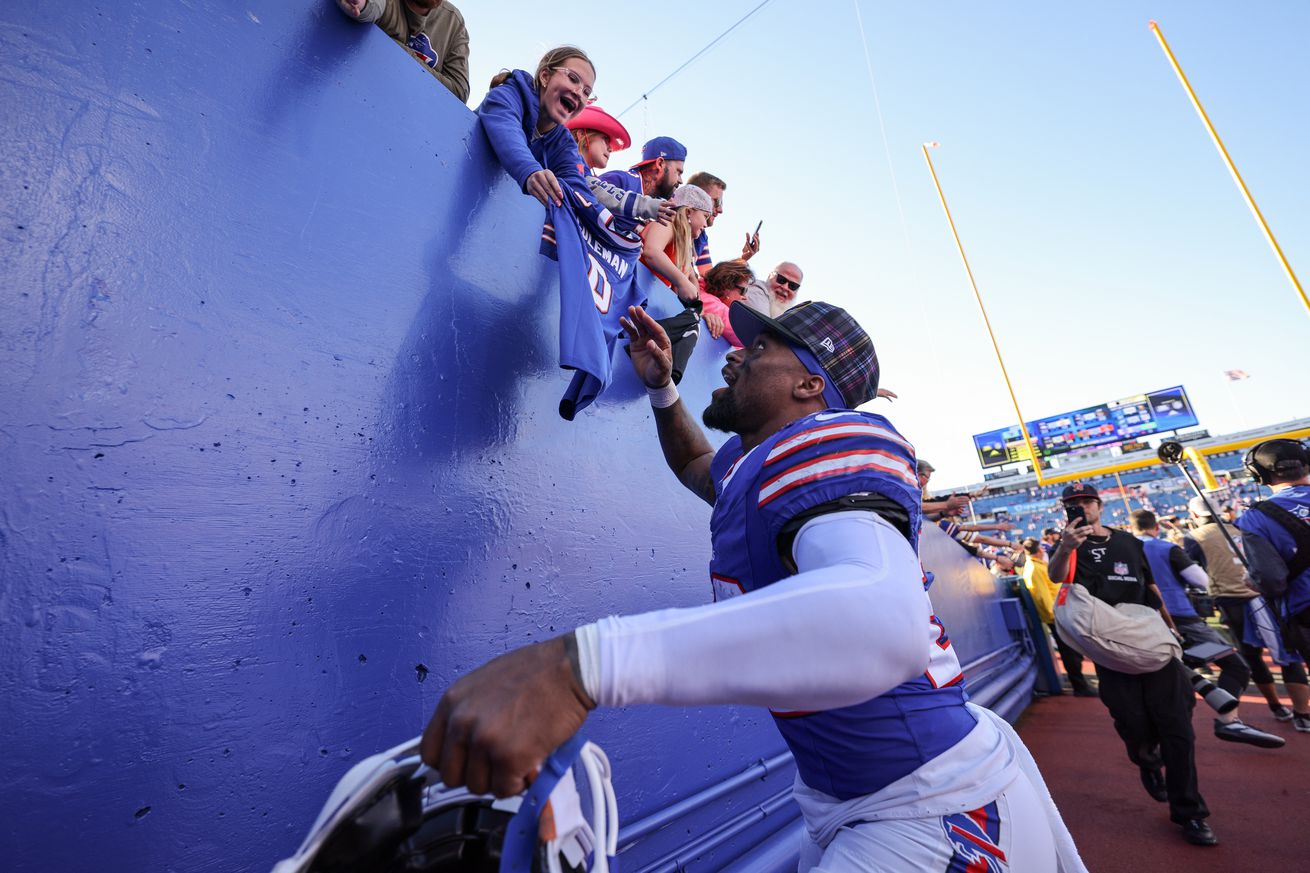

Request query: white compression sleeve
[
  {"left": 1179, "top": 562, "right": 1210, "bottom": 591},
  {"left": 576, "top": 511, "right": 931, "bottom": 711}
]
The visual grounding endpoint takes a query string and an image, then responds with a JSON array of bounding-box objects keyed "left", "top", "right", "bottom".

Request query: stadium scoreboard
[{"left": 972, "top": 385, "right": 1199, "bottom": 469}]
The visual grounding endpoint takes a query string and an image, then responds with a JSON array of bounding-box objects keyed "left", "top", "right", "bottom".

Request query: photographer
[
  {"left": 1185, "top": 494, "right": 1310, "bottom": 729},
  {"left": 1235, "top": 438, "right": 1310, "bottom": 731},
  {"left": 1131, "top": 510, "right": 1283, "bottom": 748},
  {"left": 1049, "top": 484, "right": 1216, "bottom": 847}
]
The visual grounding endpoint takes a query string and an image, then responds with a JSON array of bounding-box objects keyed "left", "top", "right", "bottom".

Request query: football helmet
[{"left": 272, "top": 734, "right": 617, "bottom": 873}]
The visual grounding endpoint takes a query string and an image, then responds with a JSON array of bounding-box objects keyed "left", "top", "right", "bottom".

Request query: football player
[{"left": 421, "top": 302, "right": 1083, "bottom": 871}]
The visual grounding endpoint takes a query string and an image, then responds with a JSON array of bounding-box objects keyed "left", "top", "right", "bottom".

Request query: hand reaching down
[{"left": 526, "top": 169, "right": 564, "bottom": 207}]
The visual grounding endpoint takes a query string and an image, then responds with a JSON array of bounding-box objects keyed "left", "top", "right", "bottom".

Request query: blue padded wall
[
  {"left": 0, "top": 4, "right": 1032, "bottom": 871},
  {"left": 0, "top": 4, "right": 798, "bottom": 870}
]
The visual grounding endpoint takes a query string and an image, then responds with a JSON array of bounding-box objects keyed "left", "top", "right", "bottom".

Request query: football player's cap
[{"left": 728, "top": 300, "right": 880, "bottom": 409}]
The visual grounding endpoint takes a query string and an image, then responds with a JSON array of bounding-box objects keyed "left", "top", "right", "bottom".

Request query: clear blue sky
[{"left": 457, "top": 1, "right": 1310, "bottom": 488}]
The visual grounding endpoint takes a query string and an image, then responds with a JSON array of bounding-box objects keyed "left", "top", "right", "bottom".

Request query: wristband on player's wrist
[{"left": 646, "top": 382, "right": 679, "bottom": 409}]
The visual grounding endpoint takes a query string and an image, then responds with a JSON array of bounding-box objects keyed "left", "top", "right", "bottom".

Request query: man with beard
[
  {"left": 599, "top": 136, "right": 685, "bottom": 237},
  {"left": 419, "top": 302, "right": 1082, "bottom": 872}
]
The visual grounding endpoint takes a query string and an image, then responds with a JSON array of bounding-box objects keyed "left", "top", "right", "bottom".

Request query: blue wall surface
[{"left": 0, "top": 4, "right": 1033, "bottom": 871}]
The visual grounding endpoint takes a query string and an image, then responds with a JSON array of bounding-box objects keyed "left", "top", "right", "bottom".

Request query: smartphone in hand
[{"left": 1065, "top": 504, "right": 1087, "bottom": 527}]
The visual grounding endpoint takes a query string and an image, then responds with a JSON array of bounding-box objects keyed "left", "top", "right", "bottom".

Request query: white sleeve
[
  {"left": 573, "top": 511, "right": 931, "bottom": 712},
  {"left": 1179, "top": 562, "right": 1210, "bottom": 591}
]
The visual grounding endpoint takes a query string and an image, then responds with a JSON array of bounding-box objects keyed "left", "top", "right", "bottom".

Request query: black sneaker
[
  {"left": 1071, "top": 682, "right": 1098, "bottom": 698},
  {"left": 1180, "top": 819, "right": 1218, "bottom": 846},
  {"left": 1294, "top": 713, "right": 1310, "bottom": 733},
  {"left": 1139, "top": 767, "right": 1167, "bottom": 802},
  {"left": 1270, "top": 703, "right": 1294, "bottom": 722},
  {"left": 1214, "top": 718, "right": 1286, "bottom": 748}
]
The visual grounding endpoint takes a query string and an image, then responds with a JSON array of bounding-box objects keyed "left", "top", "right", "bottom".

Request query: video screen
[{"left": 972, "top": 386, "right": 1199, "bottom": 468}]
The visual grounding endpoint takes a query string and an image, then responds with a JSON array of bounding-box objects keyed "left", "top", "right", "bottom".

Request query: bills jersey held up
[
  {"left": 541, "top": 174, "right": 647, "bottom": 420},
  {"left": 708, "top": 410, "right": 976, "bottom": 800}
]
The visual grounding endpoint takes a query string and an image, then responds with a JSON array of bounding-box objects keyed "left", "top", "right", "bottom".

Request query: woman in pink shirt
[{"left": 699, "top": 259, "right": 754, "bottom": 348}]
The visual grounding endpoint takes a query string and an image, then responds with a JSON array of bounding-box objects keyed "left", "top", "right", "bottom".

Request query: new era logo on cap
[
  {"left": 632, "top": 135, "right": 688, "bottom": 167},
  {"left": 727, "top": 301, "right": 880, "bottom": 409}
]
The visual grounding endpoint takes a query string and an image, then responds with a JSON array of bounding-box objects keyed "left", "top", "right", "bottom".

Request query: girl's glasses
[{"left": 552, "top": 67, "right": 597, "bottom": 104}]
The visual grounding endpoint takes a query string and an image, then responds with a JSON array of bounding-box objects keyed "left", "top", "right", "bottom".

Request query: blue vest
[
  {"left": 1141, "top": 536, "right": 1196, "bottom": 618},
  {"left": 708, "top": 410, "right": 976, "bottom": 800}
]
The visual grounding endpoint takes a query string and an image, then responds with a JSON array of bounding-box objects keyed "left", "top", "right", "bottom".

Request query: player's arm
[
  {"left": 575, "top": 511, "right": 929, "bottom": 708},
  {"left": 619, "top": 307, "right": 716, "bottom": 505},
  {"left": 419, "top": 510, "right": 930, "bottom": 796}
]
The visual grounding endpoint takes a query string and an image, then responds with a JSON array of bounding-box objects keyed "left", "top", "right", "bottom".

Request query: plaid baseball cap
[
  {"left": 728, "top": 300, "right": 880, "bottom": 408},
  {"left": 1061, "top": 483, "right": 1101, "bottom": 503},
  {"left": 631, "top": 136, "right": 687, "bottom": 167}
]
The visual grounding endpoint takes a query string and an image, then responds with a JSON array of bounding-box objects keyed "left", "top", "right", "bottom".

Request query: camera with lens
[
  {"left": 1185, "top": 667, "right": 1238, "bottom": 715},
  {"left": 1180, "top": 640, "right": 1239, "bottom": 714}
]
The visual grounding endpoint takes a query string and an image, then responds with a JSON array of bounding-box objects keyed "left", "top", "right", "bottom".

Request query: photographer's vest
[
  {"left": 1191, "top": 522, "right": 1253, "bottom": 599},
  {"left": 1141, "top": 537, "right": 1197, "bottom": 619}
]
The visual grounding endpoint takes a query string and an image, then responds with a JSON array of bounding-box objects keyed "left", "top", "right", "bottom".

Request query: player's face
[
  {"left": 702, "top": 183, "right": 725, "bottom": 226},
  {"left": 703, "top": 331, "right": 808, "bottom": 435},
  {"left": 541, "top": 59, "right": 595, "bottom": 127}
]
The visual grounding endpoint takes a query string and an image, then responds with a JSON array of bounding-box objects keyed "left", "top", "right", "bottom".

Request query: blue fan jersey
[
  {"left": 708, "top": 410, "right": 977, "bottom": 800},
  {"left": 694, "top": 231, "right": 712, "bottom": 271},
  {"left": 541, "top": 175, "right": 646, "bottom": 420}
]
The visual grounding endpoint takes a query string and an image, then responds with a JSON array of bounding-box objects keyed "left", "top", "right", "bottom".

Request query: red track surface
[{"left": 1016, "top": 687, "right": 1310, "bottom": 869}]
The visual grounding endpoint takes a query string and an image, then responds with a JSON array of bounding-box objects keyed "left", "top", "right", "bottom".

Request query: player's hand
[
  {"left": 992, "top": 521, "right": 1015, "bottom": 531},
  {"left": 654, "top": 200, "right": 676, "bottom": 226},
  {"left": 703, "top": 311, "right": 725, "bottom": 340},
  {"left": 339, "top": 0, "right": 367, "bottom": 18},
  {"left": 526, "top": 169, "right": 564, "bottom": 207},
  {"left": 741, "top": 231, "right": 760, "bottom": 260},
  {"left": 876, "top": 387, "right": 897, "bottom": 401},
  {"left": 620, "top": 305, "right": 674, "bottom": 389},
  {"left": 420, "top": 636, "right": 595, "bottom": 798},
  {"left": 945, "top": 494, "right": 969, "bottom": 514}
]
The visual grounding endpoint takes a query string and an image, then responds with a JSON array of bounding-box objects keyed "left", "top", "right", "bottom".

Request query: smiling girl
[
  {"left": 480, "top": 50, "right": 671, "bottom": 232},
  {"left": 479, "top": 47, "right": 597, "bottom": 207}
]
